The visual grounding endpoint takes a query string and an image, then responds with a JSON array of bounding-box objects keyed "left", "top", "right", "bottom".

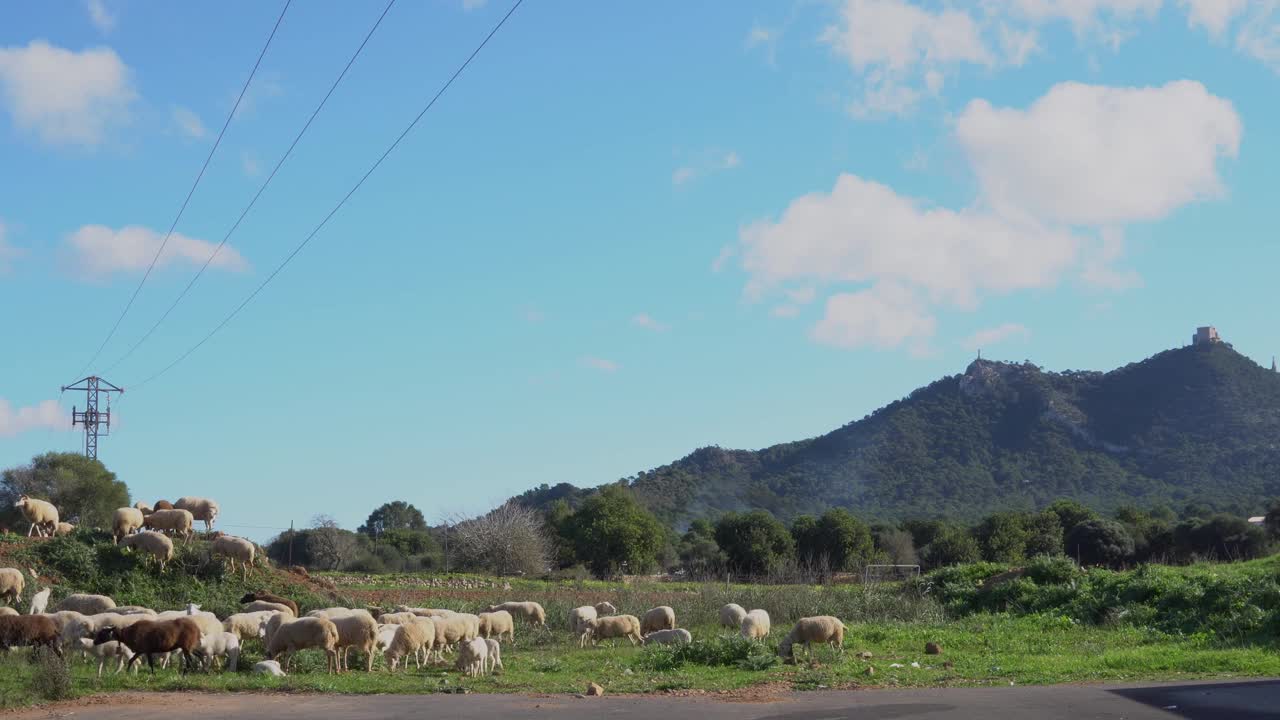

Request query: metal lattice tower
[{"left": 61, "top": 376, "right": 123, "bottom": 460}]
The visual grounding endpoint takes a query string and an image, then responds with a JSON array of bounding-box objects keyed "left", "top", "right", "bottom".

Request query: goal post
[{"left": 862, "top": 564, "right": 921, "bottom": 584}]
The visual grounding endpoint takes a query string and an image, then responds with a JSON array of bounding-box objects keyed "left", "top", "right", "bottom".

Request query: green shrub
[{"left": 28, "top": 651, "right": 72, "bottom": 702}]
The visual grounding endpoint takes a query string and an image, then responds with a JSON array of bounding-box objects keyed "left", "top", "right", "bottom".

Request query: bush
[
  {"left": 28, "top": 651, "right": 72, "bottom": 702},
  {"left": 633, "top": 635, "right": 773, "bottom": 671},
  {"left": 1066, "top": 519, "right": 1135, "bottom": 567}
]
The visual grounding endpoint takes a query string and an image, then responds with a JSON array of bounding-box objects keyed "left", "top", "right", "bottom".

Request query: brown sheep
[
  {"left": 0, "top": 614, "right": 62, "bottom": 656},
  {"left": 580, "top": 615, "right": 643, "bottom": 647},
  {"left": 95, "top": 618, "right": 203, "bottom": 674},
  {"left": 640, "top": 606, "right": 676, "bottom": 635},
  {"left": 240, "top": 591, "right": 299, "bottom": 617},
  {"left": 154, "top": 500, "right": 174, "bottom": 510}
]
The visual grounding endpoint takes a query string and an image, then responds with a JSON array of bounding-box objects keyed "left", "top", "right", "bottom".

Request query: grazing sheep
[
  {"left": 111, "top": 606, "right": 157, "bottom": 616},
  {"left": 199, "top": 631, "right": 241, "bottom": 671},
  {"left": 740, "top": 609, "right": 771, "bottom": 640},
  {"left": 477, "top": 610, "right": 514, "bottom": 643},
  {"left": 580, "top": 614, "right": 643, "bottom": 647},
  {"left": 0, "top": 568, "right": 24, "bottom": 606},
  {"left": 253, "top": 659, "right": 286, "bottom": 677},
  {"left": 485, "top": 601, "right": 546, "bottom": 627},
  {"left": 53, "top": 522, "right": 75, "bottom": 537},
  {"left": 719, "top": 603, "right": 747, "bottom": 629},
  {"left": 594, "top": 601, "right": 617, "bottom": 616},
  {"left": 569, "top": 606, "right": 597, "bottom": 635},
  {"left": 56, "top": 593, "right": 116, "bottom": 615},
  {"left": 28, "top": 587, "right": 50, "bottom": 615},
  {"left": 394, "top": 605, "right": 457, "bottom": 619},
  {"left": 429, "top": 614, "right": 475, "bottom": 660},
  {"left": 96, "top": 618, "right": 203, "bottom": 673},
  {"left": 113, "top": 507, "right": 145, "bottom": 542},
  {"left": 211, "top": 535, "right": 256, "bottom": 579},
  {"left": 383, "top": 617, "right": 434, "bottom": 670},
  {"left": 14, "top": 496, "right": 58, "bottom": 537},
  {"left": 643, "top": 628, "right": 693, "bottom": 646},
  {"left": 324, "top": 611, "right": 378, "bottom": 672},
  {"left": 0, "top": 614, "right": 62, "bottom": 655},
  {"left": 134, "top": 502, "right": 154, "bottom": 516},
  {"left": 640, "top": 606, "right": 676, "bottom": 635},
  {"left": 52, "top": 610, "right": 93, "bottom": 649},
  {"left": 485, "top": 637, "right": 503, "bottom": 672},
  {"left": 154, "top": 500, "right": 174, "bottom": 510},
  {"left": 76, "top": 637, "right": 135, "bottom": 677},
  {"left": 778, "top": 616, "right": 846, "bottom": 662},
  {"left": 118, "top": 531, "right": 174, "bottom": 572},
  {"left": 174, "top": 497, "right": 220, "bottom": 531},
  {"left": 375, "top": 624, "right": 397, "bottom": 653},
  {"left": 264, "top": 615, "right": 339, "bottom": 674},
  {"left": 306, "top": 607, "right": 362, "bottom": 619},
  {"left": 223, "top": 611, "right": 278, "bottom": 641},
  {"left": 0, "top": 607, "right": 17, "bottom": 617},
  {"left": 455, "top": 637, "right": 489, "bottom": 677},
  {"left": 142, "top": 509, "right": 194, "bottom": 542},
  {"left": 376, "top": 612, "right": 420, "bottom": 626},
  {"left": 240, "top": 591, "right": 299, "bottom": 617},
  {"left": 241, "top": 600, "right": 294, "bottom": 617}
]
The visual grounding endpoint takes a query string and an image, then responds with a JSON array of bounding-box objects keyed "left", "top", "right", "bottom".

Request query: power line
[
  {"left": 71, "top": 0, "right": 293, "bottom": 381},
  {"left": 128, "top": 0, "right": 525, "bottom": 390},
  {"left": 102, "top": 0, "right": 398, "bottom": 376}
]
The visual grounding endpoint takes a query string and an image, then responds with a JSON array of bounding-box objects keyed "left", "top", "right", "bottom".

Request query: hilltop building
[{"left": 1192, "top": 326, "right": 1221, "bottom": 346}]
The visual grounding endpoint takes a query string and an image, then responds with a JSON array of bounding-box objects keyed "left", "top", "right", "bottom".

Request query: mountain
[{"left": 515, "top": 343, "right": 1280, "bottom": 527}]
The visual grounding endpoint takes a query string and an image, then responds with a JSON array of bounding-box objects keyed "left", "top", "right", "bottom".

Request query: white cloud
[
  {"left": 1180, "top": 0, "right": 1248, "bottom": 37},
  {"left": 171, "top": 106, "right": 206, "bottom": 138},
  {"left": 993, "top": 0, "right": 1163, "bottom": 33},
  {"left": 747, "top": 25, "right": 780, "bottom": 65},
  {"left": 631, "top": 313, "right": 669, "bottom": 332},
  {"left": 1235, "top": 2, "right": 1280, "bottom": 70},
  {"left": 672, "top": 166, "right": 696, "bottom": 186},
  {"left": 521, "top": 306, "right": 545, "bottom": 323},
  {"left": 581, "top": 356, "right": 619, "bottom": 372},
  {"left": 673, "top": 150, "right": 743, "bottom": 187},
  {"left": 64, "top": 224, "right": 248, "bottom": 278},
  {"left": 0, "top": 398, "right": 69, "bottom": 436},
  {"left": 956, "top": 80, "right": 1241, "bottom": 225},
  {"left": 0, "top": 220, "right": 19, "bottom": 273},
  {"left": 962, "top": 322, "right": 1030, "bottom": 351},
  {"left": 711, "top": 245, "right": 735, "bottom": 273},
  {"left": 0, "top": 41, "right": 136, "bottom": 146},
  {"left": 241, "top": 151, "right": 260, "bottom": 177},
  {"left": 811, "top": 283, "right": 937, "bottom": 350},
  {"left": 87, "top": 0, "right": 116, "bottom": 33},
  {"left": 463, "top": 0, "right": 487, "bottom": 9}
]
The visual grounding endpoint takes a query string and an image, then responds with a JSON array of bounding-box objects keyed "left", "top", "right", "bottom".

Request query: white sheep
[
  {"left": 76, "top": 637, "right": 135, "bottom": 677},
  {"left": 0, "top": 568, "right": 24, "bottom": 606},
  {"left": 569, "top": 606, "right": 597, "bottom": 635},
  {"left": 211, "top": 535, "right": 256, "bottom": 580},
  {"left": 643, "top": 628, "right": 692, "bottom": 646},
  {"left": 594, "top": 601, "right": 617, "bottom": 616},
  {"left": 477, "top": 610, "right": 514, "bottom": 643},
  {"left": 740, "top": 609, "right": 771, "bottom": 640},
  {"left": 719, "top": 603, "right": 747, "bottom": 628},
  {"left": 429, "top": 614, "right": 476, "bottom": 660},
  {"left": 199, "top": 630, "right": 241, "bottom": 671},
  {"left": 223, "top": 611, "right": 279, "bottom": 641},
  {"left": 485, "top": 637, "right": 503, "bottom": 672},
  {"left": 253, "top": 659, "right": 287, "bottom": 677},
  {"left": 484, "top": 601, "right": 545, "bottom": 627},
  {"left": 28, "top": 587, "right": 50, "bottom": 615},
  {"left": 580, "top": 615, "right": 643, "bottom": 647},
  {"left": 134, "top": 501, "right": 154, "bottom": 516},
  {"left": 55, "top": 593, "right": 116, "bottom": 615},
  {"left": 154, "top": 604, "right": 222, "bottom": 639},
  {"left": 265, "top": 615, "right": 339, "bottom": 673},
  {"left": 376, "top": 611, "right": 419, "bottom": 626},
  {"left": 241, "top": 600, "right": 294, "bottom": 617},
  {"left": 456, "top": 637, "right": 489, "bottom": 677},
  {"left": 383, "top": 617, "right": 434, "bottom": 670},
  {"left": 778, "top": 616, "right": 846, "bottom": 661},
  {"left": 324, "top": 610, "right": 378, "bottom": 672},
  {"left": 14, "top": 496, "right": 58, "bottom": 537},
  {"left": 118, "top": 531, "right": 174, "bottom": 572},
  {"left": 640, "top": 606, "right": 676, "bottom": 635},
  {"left": 174, "top": 497, "right": 220, "bottom": 531},
  {"left": 113, "top": 507, "right": 145, "bottom": 542},
  {"left": 112, "top": 606, "right": 157, "bottom": 615},
  {"left": 142, "top": 509, "right": 194, "bottom": 542},
  {"left": 53, "top": 522, "right": 75, "bottom": 536}
]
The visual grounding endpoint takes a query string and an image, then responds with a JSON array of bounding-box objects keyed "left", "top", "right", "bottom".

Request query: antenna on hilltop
[{"left": 60, "top": 376, "right": 123, "bottom": 460}]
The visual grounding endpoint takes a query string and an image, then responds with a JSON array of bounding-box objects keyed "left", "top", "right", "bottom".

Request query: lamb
[
  {"left": 241, "top": 600, "right": 295, "bottom": 617},
  {"left": 240, "top": 591, "right": 299, "bottom": 617},
  {"left": 640, "top": 606, "right": 676, "bottom": 635},
  {"left": 740, "top": 609, "right": 771, "bottom": 640},
  {"left": 174, "top": 496, "right": 220, "bottom": 531},
  {"left": 383, "top": 617, "right": 434, "bottom": 670},
  {"left": 28, "top": 587, "right": 50, "bottom": 615},
  {"left": 56, "top": 593, "right": 116, "bottom": 615},
  {"left": 53, "top": 522, "right": 75, "bottom": 536},
  {"left": 0, "top": 568, "right": 24, "bottom": 606},
  {"left": 199, "top": 630, "right": 241, "bottom": 671},
  {"left": 142, "top": 509, "right": 194, "bottom": 542},
  {"left": 580, "top": 614, "right": 643, "bottom": 647},
  {"left": 455, "top": 637, "right": 489, "bottom": 677},
  {"left": 594, "top": 601, "right": 617, "bottom": 616},
  {"left": 223, "top": 611, "right": 279, "bottom": 641},
  {"left": 76, "top": 637, "right": 135, "bottom": 677},
  {"left": 642, "top": 628, "right": 692, "bottom": 646},
  {"left": 485, "top": 601, "right": 546, "bottom": 627},
  {"left": 485, "top": 637, "right": 503, "bottom": 672},
  {"left": 477, "top": 610, "right": 514, "bottom": 643},
  {"left": 253, "top": 659, "right": 287, "bottom": 677},
  {"left": 14, "top": 495, "right": 58, "bottom": 537},
  {"left": 0, "top": 614, "right": 62, "bottom": 655},
  {"left": 570, "top": 606, "right": 599, "bottom": 635},
  {"left": 719, "top": 603, "right": 747, "bottom": 628},
  {"left": 113, "top": 507, "right": 145, "bottom": 542},
  {"left": 264, "top": 615, "right": 339, "bottom": 674},
  {"left": 211, "top": 535, "right": 256, "bottom": 579},
  {"left": 119, "top": 531, "right": 174, "bottom": 571},
  {"left": 95, "top": 618, "right": 203, "bottom": 673},
  {"left": 777, "top": 616, "right": 846, "bottom": 662}
]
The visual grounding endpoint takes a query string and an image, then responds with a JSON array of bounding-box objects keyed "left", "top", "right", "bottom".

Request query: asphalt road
[{"left": 13, "top": 680, "right": 1279, "bottom": 720}]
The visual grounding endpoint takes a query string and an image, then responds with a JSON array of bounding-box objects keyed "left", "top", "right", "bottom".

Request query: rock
[
  {"left": 864, "top": 666, "right": 875, "bottom": 676},
  {"left": 943, "top": 660, "right": 955, "bottom": 670},
  {"left": 925, "top": 642, "right": 943, "bottom": 655},
  {"left": 623, "top": 668, "right": 633, "bottom": 675},
  {"left": 573, "top": 694, "right": 586, "bottom": 699},
  {"left": 857, "top": 651, "right": 873, "bottom": 660},
  {"left": 586, "top": 682, "right": 604, "bottom": 697}
]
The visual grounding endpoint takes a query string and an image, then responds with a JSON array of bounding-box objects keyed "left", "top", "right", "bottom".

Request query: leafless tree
[
  {"left": 308, "top": 514, "right": 359, "bottom": 570},
  {"left": 450, "top": 502, "right": 550, "bottom": 576}
]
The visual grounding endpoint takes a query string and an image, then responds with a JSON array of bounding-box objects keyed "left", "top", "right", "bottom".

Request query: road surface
[{"left": 10, "top": 680, "right": 1278, "bottom": 720}]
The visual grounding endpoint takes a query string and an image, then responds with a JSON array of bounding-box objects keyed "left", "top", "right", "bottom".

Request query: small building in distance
[{"left": 1192, "top": 326, "right": 1222, "bottom": 346}]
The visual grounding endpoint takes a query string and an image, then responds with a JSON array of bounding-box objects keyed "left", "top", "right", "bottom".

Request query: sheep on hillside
[
  {"left": 143, "top": 509, "right": 193, "bottom": 542},
  {"left": 56, "top": 593, "right": 116, "bottom": 615},
  {"left": 456, "top": 637, "right": 489, "bottom": 677},
  {"left": 211, "top": 535, "right": 256, "bottom": 579},
  {"left": 53, "top": 522, "right": 75, "bottom": 537},
  {"left": 240, "top": 591, "right": 299, "bottom": 617},
  {"left": 264, "top": 615, "right": 339, "bottom": 674},
  {"left": 485, "top": 601, "right": 545, "bottom": 627},
  {"left": 477, "top": 610, "right": 514, "bottom": 643},
  {"left": 640, "top": 606, "right": 676, "bottom": 635},
  {"left": 118, "top": 531, "right": 174, "bottom": 572},
  {"left": 778, "top": 616, "right": 846, "bottom": 662},
  {"left": 113, "top": 507, "right": 145, "bottom": 542},
  {"left": 174, "top": 497, "right": 220, "bottom": 531},
  {"left": 14, "top": 496, "right": 57, "bottom": 537},
  {"left": 643, "top": 628, "right": 692, "bottom": 646},
  {"left": 580, "top": 615, "right": 642, "bottom": 647},
  {"left": 76, "top": 637, "right": 135, "bottom": 677},
  {"left": 740, "top": 609, "right": 771, "bottom": 640},
  {"left": 719, "top": 603, "right": 747, "bottom": 629},
  {"left": 28, "top": 587, "right": 50, "bottom": 615},
  {"left": 0, "top": 568, "right": 24, "bottom": 606}
]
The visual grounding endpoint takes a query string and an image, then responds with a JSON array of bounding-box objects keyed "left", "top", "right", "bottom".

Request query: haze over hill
[{"left": 515, "top": 342, "right": 1280, "bottom": 527}]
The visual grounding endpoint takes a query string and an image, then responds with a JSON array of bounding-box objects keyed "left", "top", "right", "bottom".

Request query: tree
[
  {"left": 793, "top": 509, "right": 873, "bottom": 572},
  {"left": 1044, "top": 499, "right": 1096, "bottom": 534},
  {"left": 451, "top": 501, "right": 550, "bottom": 576},
  {"left": 677, "top": 518, "right": 724, "bottom": 575},
  {"left": 918, "top": 527, "right": 980, "bottom": 568},
  {"left": 0, "top": 452, "right": 129, "bottom": 530},
  {"left": 1264, "top": 499, "right": 1280, "bottom": 540},
  {"left": 1175, "top": 514, "right": 1269, "bottom": 562},
  {"left": 543, "top": 499, "right": 577, "bottom": 569},
  {"left": 790, "top": 515, "right": 821, "bottom": 564},
  {"left": 358, "top": 501, "right": 427, "bottom": 537},
  {"left": 872, "top": 527, "right": 919, "bottom": 566},
  {"left": 714, "top": 510, "right": 794, "bottom": 576},
  {"left": 973, "top": 512, "right": 1031, "bottom": 563},
  {"left": 564, "top": 486, "right": 666, "bottom": 577},
  {"left": 1025, "top": 511, "right": 1064, "bottom": 556},
  {"left": 306, "top": 515, "right": 362, "bottom": 570},
  {"left": 1065, "top": 519, "right": 1134, "bottom": 567}
]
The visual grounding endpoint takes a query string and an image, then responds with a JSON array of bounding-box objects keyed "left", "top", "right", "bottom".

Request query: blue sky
[{"left": 1, "top": 0, "right": 1278, "bottom": 541}]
